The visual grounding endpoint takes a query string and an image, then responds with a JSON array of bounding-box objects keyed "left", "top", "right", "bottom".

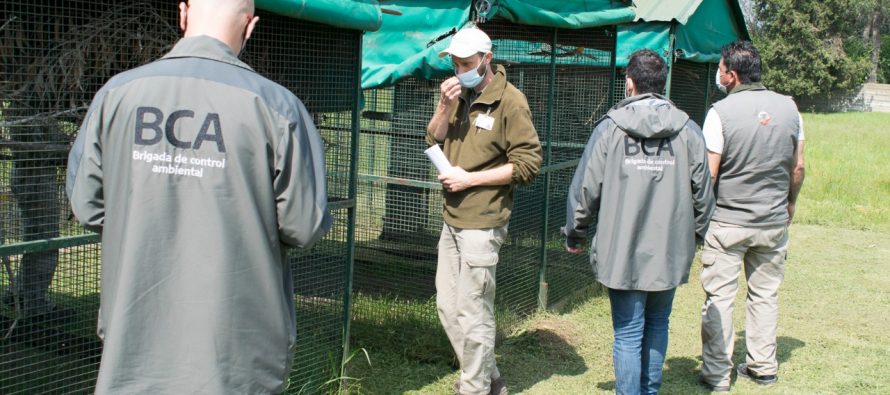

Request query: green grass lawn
[
  {"left": 794, "top": 113, "right": 890, "bottom": 232},
  {"left": 342, "top": 112, "right": 890, "bottom": 394}
]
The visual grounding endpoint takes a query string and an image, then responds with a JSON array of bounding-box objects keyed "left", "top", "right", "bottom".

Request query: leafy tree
[{"left": 750, "top": 0, "right": 872, "bottom": 99}]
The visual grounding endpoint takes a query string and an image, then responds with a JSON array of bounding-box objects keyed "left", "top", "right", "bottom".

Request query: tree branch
[
  {"left": 0, "top": 107, "right": 88, "bottom": 128},
  {"left": 0, "top": 16, "right": 17, "bottom": 32}
]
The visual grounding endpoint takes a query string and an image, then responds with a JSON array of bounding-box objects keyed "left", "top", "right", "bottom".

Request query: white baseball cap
[{"left": 438, "top": 27, "right": 492, "bottom": 59}]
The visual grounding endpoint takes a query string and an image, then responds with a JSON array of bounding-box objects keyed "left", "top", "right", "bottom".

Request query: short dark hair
[
  {"left": 626, "top": 49, "right": 667, "bottom": 94},
  {"left": 721, "top": 40, "right": 761, "bottom": 83}
]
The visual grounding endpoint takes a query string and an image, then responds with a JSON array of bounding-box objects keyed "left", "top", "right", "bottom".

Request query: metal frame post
[
  {"left": 537, "top": 28, "right": 558, "bottom": 311},
  {"left": 339, "top": 30, "right": 362, "bottom": 385},
  {"left": 608, "top": 26, "right": 618, "bottom": 105},
  {"left": 665, "top": 21, "right": 677, "bottom": 98}
]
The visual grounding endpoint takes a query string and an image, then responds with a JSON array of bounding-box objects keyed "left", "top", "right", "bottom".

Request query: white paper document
[{"left": 424, "top": 145, "right": 453, "bottom": 175}]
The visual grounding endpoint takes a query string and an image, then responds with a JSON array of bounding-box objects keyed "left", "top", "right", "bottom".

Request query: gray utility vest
[{"left": 711, "top": 84, "right": 799, "bottom": 227}]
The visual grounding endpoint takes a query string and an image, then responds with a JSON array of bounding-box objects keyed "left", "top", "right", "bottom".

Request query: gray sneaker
[{"left": 737, "top": 363, "right": 778, "bottom": 386}]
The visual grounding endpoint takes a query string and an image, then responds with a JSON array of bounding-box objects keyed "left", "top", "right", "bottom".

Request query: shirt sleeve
[
  {"left": 686, "top": 121, "right": 716, "bottom": 241},
  {"left": 562, "top": 119, "right": 610, "bottom": 246},
  {"left": 67, "top": 96, "right": 106, "bottom": 232},
  {"left": 425, "top": 103, "right": 460, "bottom": 146},
  {"left": 504, "top": 99, "right": 542, "bottom": 185},
  {"left": 274, "top": 100, "right": 333, "bottom": 248},
  {"left": 701, "top": 108, "right": 724, "bottom": 154},
  {"left": 798, "top": 113, "right": 805, "bottom": 141}
]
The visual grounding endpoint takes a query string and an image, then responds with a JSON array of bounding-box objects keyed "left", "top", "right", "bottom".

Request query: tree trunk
[{"left": 865, "top": 1, "right": 884, "bottom": 83}]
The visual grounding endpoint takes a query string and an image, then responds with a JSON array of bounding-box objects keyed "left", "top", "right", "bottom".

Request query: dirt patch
[{"left": 525, "top": 318, "right": 582, "bottom": 348}]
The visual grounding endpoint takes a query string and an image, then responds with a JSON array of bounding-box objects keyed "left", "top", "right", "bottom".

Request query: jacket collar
[
  {"left": 162, "top": 36, "right": 254, "bottom": 72},
  {"left": 612, "top": 92, "right": 672, "bottom": 109},
  {"left": 729, "top": 82, "right": 767, "bottom": 95},
  {"left": 461, "top": 64, "right": 508, "bottom": 106}
]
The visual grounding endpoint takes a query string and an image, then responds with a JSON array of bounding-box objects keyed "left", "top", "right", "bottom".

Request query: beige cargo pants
[
  {"left": 436, "top": 223, "right": 507, "bottom": 395},
  {"left": 700, "top": 221, "right": 789, "bottom": 387}
]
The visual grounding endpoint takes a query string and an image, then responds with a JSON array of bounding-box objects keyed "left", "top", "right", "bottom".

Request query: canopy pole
[{"left": 665, "top": 21, "right": 677, "bottom": 98}]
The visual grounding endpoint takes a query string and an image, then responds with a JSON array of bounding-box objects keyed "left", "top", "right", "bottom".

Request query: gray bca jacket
[
  {"left": 564, "top": 94, "right": 714, "bottom": 291},
  {"left": 66, "top": 36, "right": 332, "bottom": 394}
]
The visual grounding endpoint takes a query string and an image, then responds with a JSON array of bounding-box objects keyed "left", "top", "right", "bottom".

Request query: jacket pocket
[{"left": 464, "top": 251, "right": 499, "bottom": 267}]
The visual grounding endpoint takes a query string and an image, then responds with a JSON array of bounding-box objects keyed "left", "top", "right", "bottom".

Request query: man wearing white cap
[{"left": 426, "top": 26, "right": 542, "bottom": 395}]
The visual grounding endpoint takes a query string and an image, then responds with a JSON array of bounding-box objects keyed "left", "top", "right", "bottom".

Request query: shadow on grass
[
  {"left": 595, "top": 333, "right": 806, "bottom": 393},
  {"left": 345, "top": 312, "right": 457, "bottom": 393},
  {"left": 345, "top": 308, "right": 588, "bottom": 394},
  {"left": 497, "top": 326, "right": 587, "bottom": 393}
]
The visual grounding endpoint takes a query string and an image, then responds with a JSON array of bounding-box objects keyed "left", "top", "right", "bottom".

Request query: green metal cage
[
  {"left": 0, "top": 1, "right": 360, "bottom": 393},
  {"left": 1, "top": 1, "right": 730, "bottom": 393}
]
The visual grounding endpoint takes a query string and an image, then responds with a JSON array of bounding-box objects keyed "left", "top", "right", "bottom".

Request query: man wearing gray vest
[{"left": 698, "top": 40, "right": 806, "bottom": 392}]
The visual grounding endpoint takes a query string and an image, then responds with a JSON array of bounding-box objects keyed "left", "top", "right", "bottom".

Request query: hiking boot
[
  {"left": 3, "top": 292, "right": 76, "bottom": 323},
  {"left": 698, "top": 375, "right": 730, "bottom": 393},
  {"left": 489, "top": 377, "right": 508, "bottom": 395},
  {"left": 2, "top": 291, "right": 15, "bottom": 308},
  {"left": 737, "top": 363, "right": 778, "bottom": 386},
  {"left": 453, "top": 377, "right": 509, "bottom": 395}
]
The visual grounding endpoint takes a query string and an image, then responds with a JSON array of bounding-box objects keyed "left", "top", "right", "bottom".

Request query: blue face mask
[{"left": 456, "top": 60, "right": 486, "bottom": 88}]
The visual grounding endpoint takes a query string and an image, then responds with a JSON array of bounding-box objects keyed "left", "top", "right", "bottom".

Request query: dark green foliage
[{"left": 751, "top": 0, "right": 872, "bottom": 99}]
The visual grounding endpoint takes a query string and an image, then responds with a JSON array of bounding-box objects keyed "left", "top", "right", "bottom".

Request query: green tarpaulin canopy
[
  {"left": 362, "top": 1, "right": 470, "bottom": 89},
  {"left": 616, "top": 0, "right": 749, "bottom": 67},
  {"left": 359, "top": 0, "right": 748, "bottom": 88},
  {"left": 361, "top": 0, "right": 636, "bottom": 88},
  {"left": 256, "top": 0, "right": 383, "bottom": 31},
  {"left": 487, "top": 0, "right": 636, "bottom": 29}
]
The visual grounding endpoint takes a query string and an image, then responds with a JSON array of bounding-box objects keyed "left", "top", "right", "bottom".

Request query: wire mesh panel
[
  {"left": 1, "top": 1, "right": 359, "bottom": 393},
  {"left": 0, "top": 2, "right": 175, "bottom": 392},
  {"left": 703, "top": 61, "right": 728, "bottom": 110},
  {"left": 670, "top": 59, "right": 725, "bottom": 126},
  {"left": 245, "top": 12, "right": 361, "bottom": 393},
  {"left": 542, "top": 26, "right": 616, "bottom": 308}
]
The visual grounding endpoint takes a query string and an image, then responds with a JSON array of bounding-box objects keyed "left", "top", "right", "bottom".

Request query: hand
[
  {"left": 438, "top": 167, "right": 474, "bottom": 192},
  {"left": 439, "top": 77, "right": 462, "bottom": 107},
  {"left": 565, "top": 245, "right": 584, "bottom": 254},
  {"left": 564, "top": 238, "right": 586, "bottom": 254},
  {"left": 787, "top": 201, "right": 796, "bottom": 224}
]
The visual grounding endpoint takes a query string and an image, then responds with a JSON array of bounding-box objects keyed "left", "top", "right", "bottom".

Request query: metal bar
[
  {"left": 0, "top": 199, "right": 354, "bottom": 259},
  {"left": 0, "top": 234, "right": 100, "bottom": 256},
  {"left": 357, "top": 174, "right": 442, "bottom": 189},
  {"left": 540, "top": 159, "right": 580, "bottom": 174},
  {"left": 339, "top": 30, "right": 362, "bottom": 384},
  {"left": 703, "top": 62, "right": 712, "bottom": 117},
  {"left": 537, "top": 27, "right": 558, "bottom": 311},
  {"left": 0, "top": 140, "right": 70, "bottom": 152},
  {"left": 353, "top": 160, "right": 577, "bottom": 192},
  {"left": 328, "top": 199, "right": 356, "bottom": 211},
  {"left": 542, "top": 141, "right": 586, "bottom": 150},
  {"left": 608, "top": 26, "right": 617, "bottom": 106}
]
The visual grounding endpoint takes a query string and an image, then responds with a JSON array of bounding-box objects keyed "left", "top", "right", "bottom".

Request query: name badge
[{"left": 475, "top": 110, "right": 494, "bottom": 131}]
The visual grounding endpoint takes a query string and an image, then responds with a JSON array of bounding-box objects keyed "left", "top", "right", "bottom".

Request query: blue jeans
[{"left": 608, "top": 288, "right": 677, "bottom": 395}]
